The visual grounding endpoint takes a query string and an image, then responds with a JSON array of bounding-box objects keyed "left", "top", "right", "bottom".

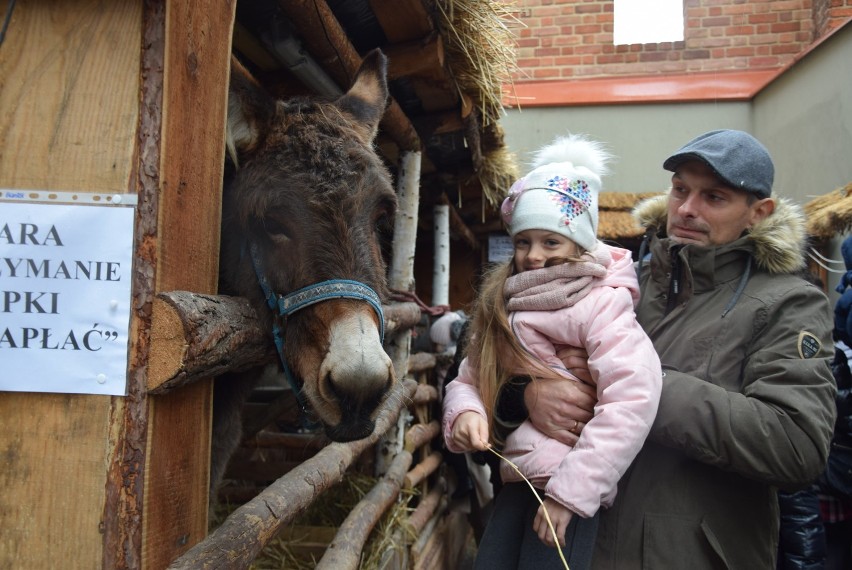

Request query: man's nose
[{"left": 678, "top": 193, "right": 699, "bottom": 217}]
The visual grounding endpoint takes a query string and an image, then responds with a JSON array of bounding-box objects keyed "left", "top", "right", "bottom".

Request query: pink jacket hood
[{"left": 442, "top": 242, "right": 661, "bottom": 518}]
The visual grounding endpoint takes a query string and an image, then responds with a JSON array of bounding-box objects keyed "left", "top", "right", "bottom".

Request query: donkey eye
[
  {"left": 373, "top": 200, "right": 395, "bottom": 233},
  {"left": 263, "top": 217, "right": 291, "bottom": 240}
]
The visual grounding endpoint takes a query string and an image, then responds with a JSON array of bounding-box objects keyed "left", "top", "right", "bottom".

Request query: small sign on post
[{"left": 0, "top": 192, "right": 136, "bottom": 396}]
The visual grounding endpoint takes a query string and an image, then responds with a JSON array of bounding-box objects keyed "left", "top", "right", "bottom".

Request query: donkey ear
[
  {"left": 335, "top": 49, "right": 389, "bottom": 144},
  {"left": 226, "top": 56, "right": 275, "bottom": 164}
]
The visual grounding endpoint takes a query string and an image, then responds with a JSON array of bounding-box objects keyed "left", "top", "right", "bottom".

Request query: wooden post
[
  {"left": 432, "top": 203, "right": 450, "bottom": 307},
  {"left": 377, "top": 149, "right": 423, "bottom": 476},
  {"left": 0, "top": 1, "right": 235, "bottom": 568}
]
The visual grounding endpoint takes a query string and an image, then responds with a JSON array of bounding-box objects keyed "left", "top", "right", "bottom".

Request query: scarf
[{"left": 503, "top": 246, "right": 612, "bottom": 312}]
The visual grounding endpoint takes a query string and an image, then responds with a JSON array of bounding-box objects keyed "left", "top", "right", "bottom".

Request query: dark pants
[{"left": 474, "top": 482, "right": 599, "bottom": 570}]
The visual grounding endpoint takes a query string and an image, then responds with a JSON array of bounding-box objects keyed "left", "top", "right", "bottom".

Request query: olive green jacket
[{"left": 593, "top": 196, "right": 837, "bottom": 570}]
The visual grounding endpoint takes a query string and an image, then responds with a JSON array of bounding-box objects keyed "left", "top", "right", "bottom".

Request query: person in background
[
  {"left": 818, "top": 235, "right": 852, "bottom": 569},
  {"left": 510, "top": 130, "right": 837, "bottom": 569},
  {"left": 443, "top": 134, "right": 661, "bottom": 570}
]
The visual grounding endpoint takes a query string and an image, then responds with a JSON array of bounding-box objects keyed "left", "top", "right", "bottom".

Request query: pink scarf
[{"left": 503, "top": 246, "right": 612, "bottom": 312}]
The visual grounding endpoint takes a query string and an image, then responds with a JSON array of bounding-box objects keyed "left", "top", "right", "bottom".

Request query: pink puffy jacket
[{"left": 442, "top": 243, "right": 661, "bottom": 518}]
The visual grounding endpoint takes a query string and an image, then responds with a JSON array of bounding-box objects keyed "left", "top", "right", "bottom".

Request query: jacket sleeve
[
  {"left": 651, "top": 284, "right": 837, "bottom": 488},
  {"left": 540, "top": 288, "right": 663, "bottom": 517},
  {"left": 442, "top": 357, "right": 488, "bottom": 454}
]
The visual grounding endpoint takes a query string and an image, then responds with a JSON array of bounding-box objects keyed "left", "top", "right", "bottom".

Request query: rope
[{"left": 486, "top": 446, "right": 570, "bottom": 570}]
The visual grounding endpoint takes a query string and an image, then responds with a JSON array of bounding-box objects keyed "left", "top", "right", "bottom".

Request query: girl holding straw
[{"left": 442, "top": 134, "right": 662, "bottom": 569}]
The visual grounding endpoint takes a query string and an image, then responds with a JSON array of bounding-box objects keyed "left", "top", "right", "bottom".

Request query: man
[{"left": 519, "top": 130, "right": 837, "bottom": 569}]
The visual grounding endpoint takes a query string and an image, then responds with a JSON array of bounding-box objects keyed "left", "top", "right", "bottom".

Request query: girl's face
[{"left": 512, "top": 229, "right": 580, "bottom": 272}]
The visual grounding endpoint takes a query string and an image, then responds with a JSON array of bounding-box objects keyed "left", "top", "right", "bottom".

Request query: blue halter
[{"left": 247, "top": 242, "right": 385, "bottom": 415}]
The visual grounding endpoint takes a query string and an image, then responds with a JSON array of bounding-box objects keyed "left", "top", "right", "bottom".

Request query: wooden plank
[
  {"left": 141, "top": 2, "right": 236, "bottom": 569},
  {"left": 0, "top": 2, "right": 143, "bottom": 568},
  {"left": 368, "top": 0, "right": 433, "bottom": 43},
  {"left": 0, "top": 2, "right": 141, "bottom": 191}
]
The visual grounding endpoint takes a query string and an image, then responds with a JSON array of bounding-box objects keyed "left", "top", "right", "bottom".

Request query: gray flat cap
[{"left": 663, "top": 129, "right": 774, "bottom": 198}]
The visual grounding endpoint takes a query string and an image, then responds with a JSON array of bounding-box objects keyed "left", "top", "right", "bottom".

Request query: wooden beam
[
  {"left": 142, "top": 4, "right": 237, "bottom": 568},
  {"left": 148, "top": 293, "right": 274, "bottom": 394},
  {"left": 440, "top": 194, "right": 480, "bottom": 250},
  {"left": 368, "top": 0, "right": 433, "bottom": 43},
  {"left": 148, "top": 292, "right": 423, "bottom": 394},
  {"left": 276, "top": 0, "right": 421, "bottom": 152},
  {"left": 166, "top": 379, "right": 418, "bottom": 569},
  {"left": 315, "top": 450, "right": 414, "bottom": 570},
  {"left": 384, "top": 35, "right": 444, "bottom": 80},
  {"left": 0, "top": 3, "right": 143, "bottom": 569}
]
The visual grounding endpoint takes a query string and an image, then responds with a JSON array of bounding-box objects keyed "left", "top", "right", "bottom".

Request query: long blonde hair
[{"left": 466, "top": 252, "right": 583, "bottom": 445}]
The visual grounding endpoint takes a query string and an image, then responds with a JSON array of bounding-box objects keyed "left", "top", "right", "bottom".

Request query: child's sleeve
[
  {"left": 545, "top": 287, "right": 662, "bottom": 517},
  {"left": 442, "top": 358, "right": 488, "bottom": 453}
]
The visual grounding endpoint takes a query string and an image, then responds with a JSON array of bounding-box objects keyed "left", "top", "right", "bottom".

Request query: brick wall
[{"left": 512, "top": 0, "right": 852, "bottom": 81}]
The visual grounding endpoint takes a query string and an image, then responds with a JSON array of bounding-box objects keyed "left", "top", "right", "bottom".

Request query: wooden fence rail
[{"left": 154, "top": 287, "right": 453, "bottom": 569}]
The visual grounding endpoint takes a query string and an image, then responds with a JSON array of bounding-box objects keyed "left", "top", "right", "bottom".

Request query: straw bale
[
  {"left": 598, "top": 211, "right": 644, "bottom": 240},
  {"left": 804, "top": 182, "right": 852, "bottom": 239},
  {"left": 436, "top": 0, "right": 520, "bottom": 126},
  {"left": 598, "top": 191, "right": 664, "bottom": 211},
  {"left": 437, "top": 0, "right": 521, "bottom": 207}
]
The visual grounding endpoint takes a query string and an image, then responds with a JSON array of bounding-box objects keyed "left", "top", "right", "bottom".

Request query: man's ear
[{"left": 749, "top": 197, "right": 775, "bottom": 227}]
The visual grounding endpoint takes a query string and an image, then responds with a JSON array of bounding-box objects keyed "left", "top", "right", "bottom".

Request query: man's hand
[
  {"left": 451, "top": 411, "right": 490, "bottom": 452},
  {"left": 557, "top": 345, "right": 593, "bottom": 383},
  {"left": 524, "top": 346, "right": 596, "bottom": 445}
]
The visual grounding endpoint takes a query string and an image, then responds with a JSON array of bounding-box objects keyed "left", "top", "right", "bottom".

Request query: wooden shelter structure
[{"left": 0, "top": 1, "right": 519, "bottom": 568}]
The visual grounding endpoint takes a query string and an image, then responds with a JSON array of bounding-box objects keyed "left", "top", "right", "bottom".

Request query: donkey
[{"left": 212, "top": 50, "right": 398, "bottom": 495}]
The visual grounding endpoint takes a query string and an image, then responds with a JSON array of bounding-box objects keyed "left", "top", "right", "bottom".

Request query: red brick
[
  {"left": 771, "top": 43, "right": 803, "bottom": 54},
  {"left": 748, "top": 56, "right": 782, "bottom": 67},
  {"left": 639, "top": 51, "right": 669, "bottom": 63},
  {"left": 748, "top": 13, "right": 779, "bottom": 24},
  {"left": 576, "top": 4, "right": 603, "bottom": 14},
  {"left": 771, "top": 21, "right": 801, "bottom": 32},
  {"left": 516, "top": 38, "right": 540, "bottom": 48},
  {"left": 727, "top": 25, "right": 756, "bottom": 35},
  {"left": 683, "top": 49, "right": 711, "bottom": 59},
  {"left": 597, "top": 54, "right": 626, "bottom": 64},
  {"left": 702, "top": 16, "right": 732, "bottom": 26},
  {"left": 575, "top": 24, "right": 602, "bottom": 34},
  {"left": 726, "top": 46, "right": 755, "bottom": 56},
  {"left": 535, "top": 47, "right": 561, "bottom": 57}
]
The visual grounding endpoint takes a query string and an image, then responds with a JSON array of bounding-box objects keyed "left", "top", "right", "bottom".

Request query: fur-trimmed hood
[{"left": 633, "top": 193, "right": 808, "bottom": 275}]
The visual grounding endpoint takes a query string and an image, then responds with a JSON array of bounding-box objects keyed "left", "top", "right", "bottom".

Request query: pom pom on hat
[{"left": 501, "top": 134, "right": 612, "bottom": 252}]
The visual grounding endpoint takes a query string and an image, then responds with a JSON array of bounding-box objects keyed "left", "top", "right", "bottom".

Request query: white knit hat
[{"left": 500, "top": 134, "right": 612, "bottom": 252}]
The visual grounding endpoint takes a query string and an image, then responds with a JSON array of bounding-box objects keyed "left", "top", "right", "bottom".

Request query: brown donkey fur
[{"left": 212, "top": 50, "right": 398, "bottom": 497}]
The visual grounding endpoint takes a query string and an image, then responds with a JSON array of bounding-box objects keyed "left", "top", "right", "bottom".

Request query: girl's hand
[
  {"left": 451, "top": 411, "right": 490, "bottom": 452},
  {"left": 534, "top": 497, "right": 574, "bottom": 548}
]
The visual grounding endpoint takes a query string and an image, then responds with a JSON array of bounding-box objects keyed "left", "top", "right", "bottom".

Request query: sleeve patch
[{"left": 797, "top": 331, "right": 821, "bottom": 359}]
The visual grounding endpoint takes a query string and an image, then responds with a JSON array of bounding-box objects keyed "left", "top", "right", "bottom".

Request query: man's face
[{"left": 666, "top": 160, "right": 775, "bottom": 246}]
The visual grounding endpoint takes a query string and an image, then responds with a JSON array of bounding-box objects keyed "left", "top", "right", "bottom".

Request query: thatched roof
[
  {"left": 804, "top": 182, "right": 852, "bottom": 240},
  {"left": 437, "top": 0, "right": 521, "bottom": 206},
  {"left": 597, "top": 192, "right": 664, "bottom": 240}
]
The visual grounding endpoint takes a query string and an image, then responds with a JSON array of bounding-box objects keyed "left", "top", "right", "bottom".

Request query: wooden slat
[
  {"left": 141, "top": 2, "right": 237, "bottom": 569},
  {"left": 0, "top": 3, "right": 143, "bottom": 568},
  {"left": 368, "top": 0, "right": 433, "bottom": 43},
  {"left": 277, "top": 0, "right": 421, "bottom": 152}
]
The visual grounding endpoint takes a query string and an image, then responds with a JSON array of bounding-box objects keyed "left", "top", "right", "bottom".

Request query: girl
[{"left": 442, "top": 134, "right": 662, "bottom": 570}]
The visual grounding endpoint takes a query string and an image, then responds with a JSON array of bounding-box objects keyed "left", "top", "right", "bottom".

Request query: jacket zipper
[{"left": 665, "top": 246, "right": 682, "bottom": 315}]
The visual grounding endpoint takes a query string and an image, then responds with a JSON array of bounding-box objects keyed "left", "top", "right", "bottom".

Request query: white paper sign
[
  {"left": 488, "top": 233, "right": 514, "bottom": 263},
  {"left": 0, "top": 201, "right": 135, "bottom": 395}
]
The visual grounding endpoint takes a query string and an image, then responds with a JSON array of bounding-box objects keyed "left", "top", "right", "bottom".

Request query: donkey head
[{"left": 220, "top": 50, "right": 397, "bottom": 442}]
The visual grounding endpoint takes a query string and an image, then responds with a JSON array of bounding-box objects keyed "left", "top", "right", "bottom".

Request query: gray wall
[{"left": 501, "top": 23, "right": 852, "bottom": 295}]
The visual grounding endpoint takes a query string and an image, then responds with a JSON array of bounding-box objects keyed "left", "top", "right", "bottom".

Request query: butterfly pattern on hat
[{"left": 546, "top": 175, "right": 591, "bottom": 227}]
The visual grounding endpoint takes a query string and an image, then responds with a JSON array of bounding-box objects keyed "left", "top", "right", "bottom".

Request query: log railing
[{"left": 156, "top": 291, "right": 452, "bottom": 569}]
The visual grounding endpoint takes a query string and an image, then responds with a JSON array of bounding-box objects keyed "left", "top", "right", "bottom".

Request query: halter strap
[{"left": 247, "top": 242, "right": 386, "bottom": 418}]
